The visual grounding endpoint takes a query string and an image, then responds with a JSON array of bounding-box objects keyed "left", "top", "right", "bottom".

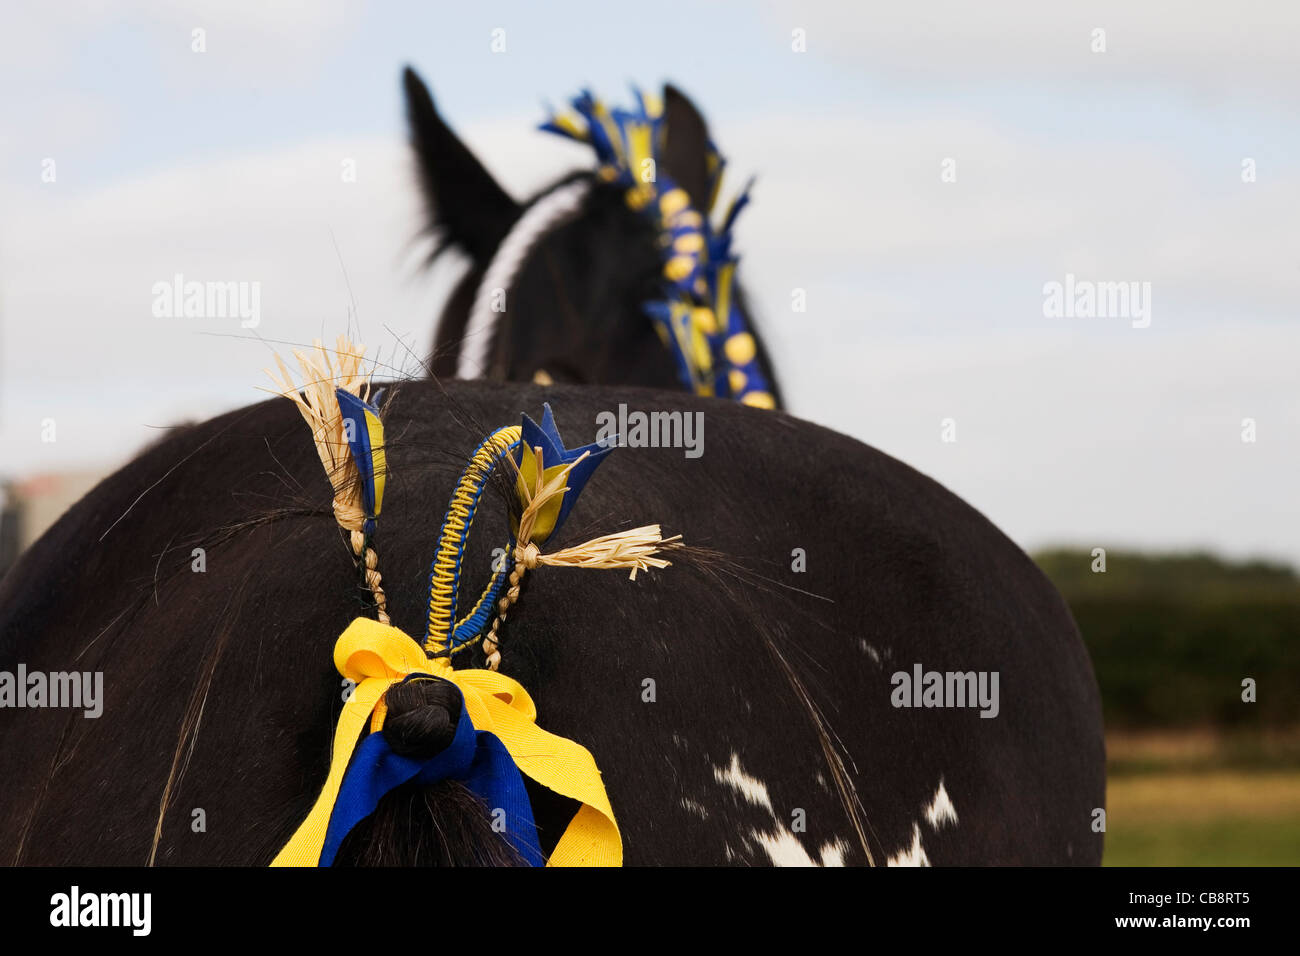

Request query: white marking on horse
[
  {"left": 753, "top": 832, "right": 850, "bottom": 868},
  {"left": 886, "top": 779, "right": 958, "bottom": 866},
  {"left": 711, "top": 753, "right": 850, "bottom": 866},
  {"left": 818, "top": 839, "right": 849, "bottom": 867},
  {"left": 924, "top": 778, "right": 958, "bottom": 829},
  {"left": 887, "top": 824, "right": 930, "bottom": 867},
  {"left": 713, "top": 753, "right": 774, "bottom": 813},
  {"left": 679, "top": 797, "right": 709, "bottom": 820}
]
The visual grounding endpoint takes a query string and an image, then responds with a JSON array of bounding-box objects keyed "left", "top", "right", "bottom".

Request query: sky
[{"left": 1, "top": 1, "right": 1298, "bottom": 566}]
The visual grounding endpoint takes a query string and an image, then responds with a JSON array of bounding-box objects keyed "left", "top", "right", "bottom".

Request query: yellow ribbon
[{"left": 272, "top": 617, "right": 621, "bottom": 866}]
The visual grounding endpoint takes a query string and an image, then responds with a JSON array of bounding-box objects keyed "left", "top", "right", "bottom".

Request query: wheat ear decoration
[
  {"left": 264, "top": 335, "right": 389, "bottom": 624},
  {"left": 481, "top": 443, "right": 682, "bottom": 669}
]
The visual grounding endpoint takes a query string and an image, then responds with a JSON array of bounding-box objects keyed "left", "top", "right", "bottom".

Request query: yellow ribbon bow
[{"left": 272, "top": 617, "right": 621, "bottom": 866}]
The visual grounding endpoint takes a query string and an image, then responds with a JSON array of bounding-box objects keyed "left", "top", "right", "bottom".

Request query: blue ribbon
[
  {"left": 538, "top": 90, "right": 774, "bottom": 404},
  {"left": 335, "top": 388, "right": 384, "bottom": 535},
  {"left": 319, "top": 687, "right": 544, "bottom": 866},
  {"left": 519, "top": 403, "right": 616, "bottom": 535}
]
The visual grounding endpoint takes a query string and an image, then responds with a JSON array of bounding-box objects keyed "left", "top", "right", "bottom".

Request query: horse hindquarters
[
  {"left": 0, "top": 383, "right": 1104, "bottom": 865},
  {"left": 499, "top": 404, "right": 1106, "bottom": 866}
]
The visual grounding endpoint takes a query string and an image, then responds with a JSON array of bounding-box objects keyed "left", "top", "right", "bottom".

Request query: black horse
[
  {"left": 0, "top": 73, "right": 1103, "bottom": 866},
  {"left": 404, "top": 68, "right": 784, "bottom": 406},
  {"left": 0, "top": 378, "right": 1103, "bottom": 865}
]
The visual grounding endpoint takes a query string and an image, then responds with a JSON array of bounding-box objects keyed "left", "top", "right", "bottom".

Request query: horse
[
  {"left": 0, "top": 375, "right": 1104, "bottom": 865},
  {"left": 0, "top": 73, "right": 1104, "bottom": 866},
  {"left": 403, "top": 68, "right": 784, "bottom": 407}
]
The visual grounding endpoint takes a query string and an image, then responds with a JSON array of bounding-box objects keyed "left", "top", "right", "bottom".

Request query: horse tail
[{"left": 331, "top": 678, "right": 527, "bottom": 866}]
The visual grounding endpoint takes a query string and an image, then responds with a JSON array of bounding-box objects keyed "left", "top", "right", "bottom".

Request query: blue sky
[{"left": 2, "top": 1, "right": 1299, "bottom": 565}]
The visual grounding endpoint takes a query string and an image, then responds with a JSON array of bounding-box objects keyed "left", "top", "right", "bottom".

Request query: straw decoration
[
  {"left": 481, "top": 443, "right": 681, "bottom": 669},
  {"left": 265, "top": 336, "right": 389, "bottom": 624}
]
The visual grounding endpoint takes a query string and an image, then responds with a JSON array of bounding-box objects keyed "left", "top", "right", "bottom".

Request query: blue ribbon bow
[{"left": 319, "top": 685, "right": 544, "bottom": 866}]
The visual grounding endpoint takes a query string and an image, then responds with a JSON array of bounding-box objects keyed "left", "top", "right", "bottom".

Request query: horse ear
[
  {"left": 403, "top": 66, "right": 521, "bottom": 262},
  {"left": 661, "top": 83, "right": 713, "bottom": 213}
]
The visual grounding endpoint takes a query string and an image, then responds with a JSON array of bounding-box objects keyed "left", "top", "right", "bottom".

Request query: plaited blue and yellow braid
[
  {"left": 541, "top": 89, "right": 776, "bottom": 409},
  {"left": 267, "top": 349, "right": 652, "bottom": 867},
  {"left": 425, "top": 425, "right": 522, "bottom": 658},
  {"left": 421, "top": 404, "right": 681, "bottom": 671}
]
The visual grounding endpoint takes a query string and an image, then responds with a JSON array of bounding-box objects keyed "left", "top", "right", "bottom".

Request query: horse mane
[{"left": 457, "top": 176, "right": 593, "bottom": 379}]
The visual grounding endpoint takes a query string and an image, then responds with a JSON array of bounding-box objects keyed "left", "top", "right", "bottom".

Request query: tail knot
[{"left": 381, "top": 676, "right": 462, "bottom": 758}]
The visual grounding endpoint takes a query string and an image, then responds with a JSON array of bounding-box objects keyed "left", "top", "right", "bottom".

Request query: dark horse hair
[
  {"left": 383, "top": 676, "right": 461, "bottom": 759},
  {"left": 334, "top": 781, "right": 525, "bottom": 867},
  {"left": 333, "top": 677, "right": 526, "bottom": 866},
  {"left": 0, "top": 377, "right": 1105, "bottom": 866},
  {"left": 330, "top": 72, "right": 790, "bottom": 864},
  {"left": 402, "top": 66, "right": 784, "bottom": 405}
]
